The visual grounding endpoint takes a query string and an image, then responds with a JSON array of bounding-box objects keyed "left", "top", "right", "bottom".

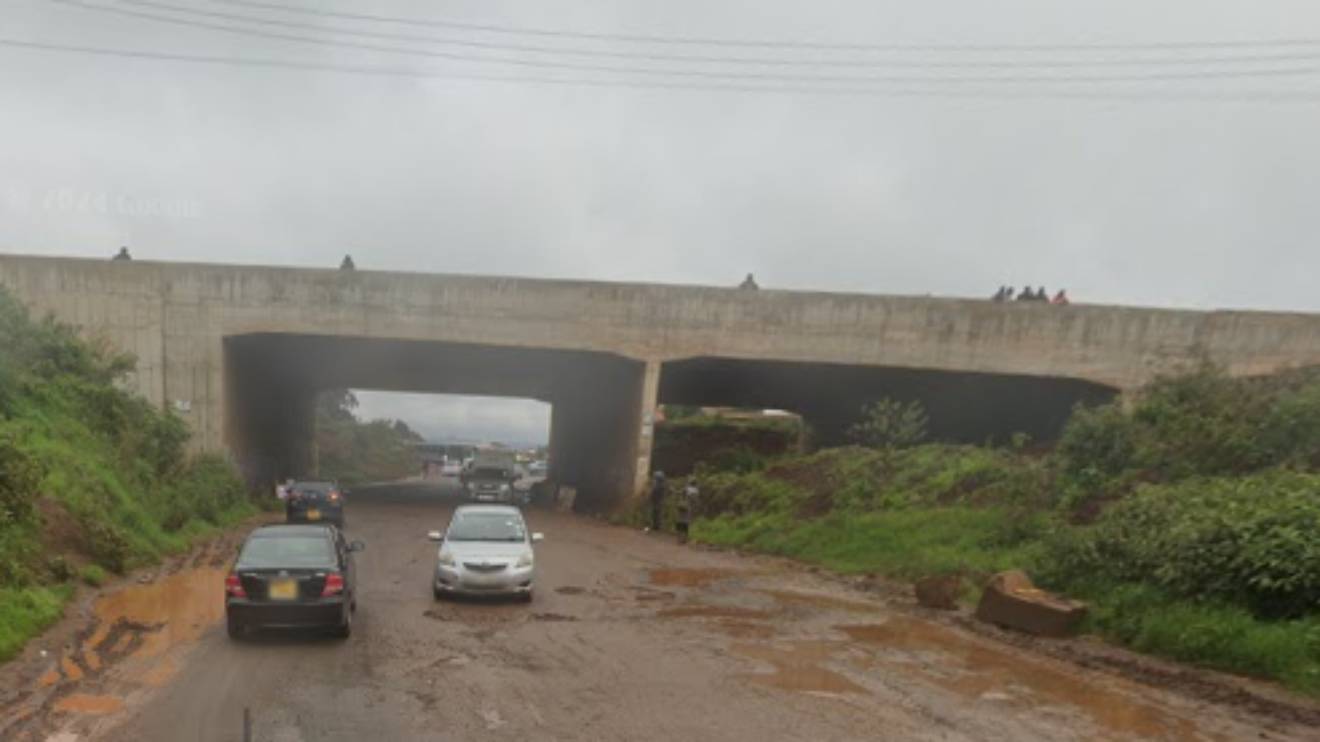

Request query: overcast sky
[{"left": 4, "top": 1, "right": 1320, "bottom": 441}]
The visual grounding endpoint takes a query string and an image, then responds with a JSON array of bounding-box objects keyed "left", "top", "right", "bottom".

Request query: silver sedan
[{"left": 428, "top": 505, "right": 543, "bottom": 602}]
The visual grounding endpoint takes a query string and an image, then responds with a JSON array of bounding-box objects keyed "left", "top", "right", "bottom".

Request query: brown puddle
[
  {"left": 838, "top": 618, "right": 1205, "bottom": 740},
  {"left": 732, "top": 641, "right": 865, "bottom": 695},
  {"left": 658, "top": 605, "right": 774, "bottom": 621},
  {"left": 54, "top": 694, "right": 124, "bottom": 715},
  {"left": 648, "top": 568, "right": 737, "bottom": 588},
  {"left": 90, "top": 566, "right": 227, "bottom": 658},
  {"left": 760, "top": 589, "right": 879, "bottom": 614},
  {"left": 713, "top": 620, "right": 776, "bottom": 640}
]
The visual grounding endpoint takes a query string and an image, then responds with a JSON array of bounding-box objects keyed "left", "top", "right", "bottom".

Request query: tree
[
  {"left": 848, "top": 398, "right": 928, "bottom": 450},
  {"left": 317, "top": 388, "right": 359, "bottom": 422}
]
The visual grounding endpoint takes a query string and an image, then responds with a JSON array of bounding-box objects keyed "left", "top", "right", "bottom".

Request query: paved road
[{"left": 6, "top": 482, "right": 1311, "bottom": 741}]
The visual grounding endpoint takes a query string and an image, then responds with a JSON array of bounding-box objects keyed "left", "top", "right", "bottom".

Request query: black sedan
[
  {"left": 225, "top": 524, "right": 363, "bottom": 639},
  {"left": 285, "top": 481, "right": 346, "bottom": 527}
]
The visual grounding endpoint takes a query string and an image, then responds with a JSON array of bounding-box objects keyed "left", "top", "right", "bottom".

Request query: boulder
[
  {"left": 914, "top": 575, "right": 962, "bottom": 610},
  {"left": 974, "top": 570, "right": 1087, "bottom": 637}
]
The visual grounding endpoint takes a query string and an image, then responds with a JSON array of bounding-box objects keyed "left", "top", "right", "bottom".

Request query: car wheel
[
  {"left": 333, "top": 607, "right": 352, "bottom": 639},
  {"left": 226, "top": 614, "right": 245, "bottom": 640}
]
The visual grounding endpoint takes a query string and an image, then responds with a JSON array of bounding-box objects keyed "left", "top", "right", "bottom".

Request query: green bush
[
  {"left": 0, "top": 585, "right": 72, "bottom": 662},
  {"left": 1047, "top": 470, "right": 1320, "bottom": 618},
  {"left": 80, "top": 564, "right": 107, "bottom": 587},
  {"left": 0, "top": 431, "right": 41, "bottom": 528},
  {"left": 848, "top": 398, "right": 928, "bottom": 450}
]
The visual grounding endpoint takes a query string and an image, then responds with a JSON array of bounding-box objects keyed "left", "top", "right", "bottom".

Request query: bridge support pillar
[{"left": 545, "top": 357, "right": 660, "bottom": 515}]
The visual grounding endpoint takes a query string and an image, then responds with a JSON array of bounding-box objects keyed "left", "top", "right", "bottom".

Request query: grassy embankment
[
  {"left": 683, "top": 368, "right": 1320, "bottom": 695},
  {"left": 0, "top": 288, "right": 258, "bottom": 662}
]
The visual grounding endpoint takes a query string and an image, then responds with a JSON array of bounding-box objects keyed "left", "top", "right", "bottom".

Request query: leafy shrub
[
  {"left": 1047, "top": 470, "right": 1320, "bottom": 618},
  {"left": 848, "top": 398, "right": 928, "bottom": 450},
  {"left": 80, "top": 564, "right": 107, "bottom": 587},
  {"left": 0, "top": 431, "right": 41, "bottom": 528}
]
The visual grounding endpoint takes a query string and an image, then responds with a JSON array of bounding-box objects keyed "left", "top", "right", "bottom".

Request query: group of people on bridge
[{"left": 992, "top": 285, "right": 1069, "bottom": 305}]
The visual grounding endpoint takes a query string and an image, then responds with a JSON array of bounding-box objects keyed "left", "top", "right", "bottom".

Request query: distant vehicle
[
  {"left": 285, "top": 481, "right": 346, "bottom": 527},
  {"left": 428, "top": 505, "right": 542, "bottom": 601},
  {"left": 440, "top": 460, "right": 463, "bottom": 477},
  {"left": 462, "top": 449, "right": 519, "bottom": 503},
  {"left": 224, "top": 524, "right": 364, "bottom": 639},
  {"left": 528, "top": 460, "right": 548, "bottom": 476}
]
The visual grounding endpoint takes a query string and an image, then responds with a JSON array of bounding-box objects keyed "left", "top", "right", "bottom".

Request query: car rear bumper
[
  {"left": 285, "top": 504, "right": 344, "bottom": 523},
  {"left": 227, "top": 597, "right": 346, "bottom": 628}
]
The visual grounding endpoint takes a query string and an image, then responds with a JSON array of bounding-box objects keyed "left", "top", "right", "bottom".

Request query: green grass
[
  {"left": 0, "top": 584, "right": 73, "bottom": 662},
  {"left": 1076, "top": 581, "right": 1320, "bottom": 695},
  {"left": 694, "top": 506, "right": 1044, "bottom": 579}
]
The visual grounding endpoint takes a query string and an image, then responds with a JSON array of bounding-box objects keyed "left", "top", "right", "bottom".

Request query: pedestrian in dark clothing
[
  {"left": 340, "top": 254, "right": 356, "bottom": 270},
  {"left": 112, "top": 246, "right": 131, "bottom": 261},
  {"left": 677, "top": 478, "right": 699, "bottom": 543},
  {"left": 1036, "top": 286, "right": 1048, "bottom": 301},
  {"left": 739, "top": 273, "right": 759, "bottom": 290},
  {"left": 649, "top": 472, "right": 666, "bottom": 531},
  {"left": 1017, "top": 285, "right": 1034, "bottom": 301},
  {"left": 991, "top": 286, "right": 1006, "bottom": 301}
]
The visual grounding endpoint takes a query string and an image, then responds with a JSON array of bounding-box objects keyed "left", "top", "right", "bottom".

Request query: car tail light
[
  {"left": 328, "top": 491, "right": 341, "bottom": 503},
  {"left": 225, "top": 573, "right": 246, "bottom": 598},
  {"left": 322, "top": 572, "right": 344, "bottom": 597}
]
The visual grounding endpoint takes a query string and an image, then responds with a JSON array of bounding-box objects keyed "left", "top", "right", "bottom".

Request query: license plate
[
  {"left": 269, "top": 578, "right": 297, "bottom": 600},
  {"left": 306, "top": 508, "right": 320, "bottom": 521}
]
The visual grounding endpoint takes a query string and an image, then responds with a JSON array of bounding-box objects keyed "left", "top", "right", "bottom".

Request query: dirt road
[{"left": 4, "top": 482, "right": 1316, "bottom": 741}]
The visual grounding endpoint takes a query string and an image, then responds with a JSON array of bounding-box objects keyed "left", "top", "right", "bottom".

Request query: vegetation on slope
[
  {"left": 685, "top": 366, "right": 1320, "bottom": 695},
  {"left": 0, "top": 288, "right": 257, "bottom": 662}
]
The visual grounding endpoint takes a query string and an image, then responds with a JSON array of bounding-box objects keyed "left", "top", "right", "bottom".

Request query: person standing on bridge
[
  {"left": 649, "top": 471, "right": 667, "bottom": 532},
  {"left": 739, "top": 273, "right": 759, "bottom": 290},
  {"left": 112, "top": 246, "right": 131, "bottom": 261}
]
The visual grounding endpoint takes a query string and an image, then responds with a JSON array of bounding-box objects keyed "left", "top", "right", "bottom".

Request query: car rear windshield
[
  {"left": 469, "top": 467, "right": 508, "bottom": 479},
  {"left": 447, "top": 513, "right": 526, "bottom": 542},
  {"left": 238, "top": 535, "right": 336, "bottom": 568}
]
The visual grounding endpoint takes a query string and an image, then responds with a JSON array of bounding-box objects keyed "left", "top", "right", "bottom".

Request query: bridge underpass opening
[
  {"left": 657, "top": 357, "right": 1118, "bottom": 447},
  {"left": 222, "top": 333, "right": 652, "bottom": 512},
  {"left": 326, "top": 390, "right": 550, "bottom": 480}
]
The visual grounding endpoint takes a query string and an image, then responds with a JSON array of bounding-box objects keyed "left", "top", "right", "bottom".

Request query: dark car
[
  {"left": 285, "top": 480, "right": 346, "bottom": 527},
  {"left": 224, "top": 524, "right": 364, "bottom": 639}
]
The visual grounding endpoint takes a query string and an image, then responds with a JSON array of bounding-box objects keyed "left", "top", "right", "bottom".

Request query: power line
[
  {"left": 50, "top": 0, "right": 1320, "bottom": 85},
  {"left": 119, "top": 0, "right": 1320, "bottom": 69},
  {"left": 213, "top": 0, "right": 1320, "bottom": 53},
  {"left": 4, "top": 37, "right": 1320, "bottom": 103}
]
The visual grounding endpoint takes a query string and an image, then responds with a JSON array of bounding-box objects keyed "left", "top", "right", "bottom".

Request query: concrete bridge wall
[{"left": 4, "top": 253, "right": 1320, "bottom": 511}]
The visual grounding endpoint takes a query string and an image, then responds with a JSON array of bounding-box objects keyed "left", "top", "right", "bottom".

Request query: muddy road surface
[{"left": 4, "top": 482, "right": 1316, "bottom": 741}]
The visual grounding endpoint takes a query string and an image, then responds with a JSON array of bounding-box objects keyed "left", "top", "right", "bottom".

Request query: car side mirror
[
  {"left": 531, "top": 532, "right": 545, "bottom": 543},
  {"left": 348, "top": 540, "right": 366, "bottom": 552},
  {"left": 426, "top": 531, "right": 443, "bottom": 542}
]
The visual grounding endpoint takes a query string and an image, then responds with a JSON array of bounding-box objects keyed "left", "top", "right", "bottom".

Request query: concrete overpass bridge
[{"left": 4, "top": 253, "right": 1319, "bottom": 512}]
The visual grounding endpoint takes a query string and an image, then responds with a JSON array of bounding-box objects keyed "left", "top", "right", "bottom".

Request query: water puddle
[
  {"left": 760, "top": 589, "right": 879, "bottom": 614},
  {"left": 713, "top": 620, "right": 776, "bottom": 640},
  {"left": 658, "top": 604, "right": 774, "bottom": 621},
  {"left": 90, "top": 566, "right": 227, "bottom": 658},
  {"left": 732, "top": 641, "right": 864, "bottom": 695},
  {"left": 53, "top": 694, "right": 124, "bottom": 715},
  {"left": 648, "top": 568, "right": 737, "bottom": 588},
  {"left": 838, "top": 618, "right": 1205, "bottom": 740}
]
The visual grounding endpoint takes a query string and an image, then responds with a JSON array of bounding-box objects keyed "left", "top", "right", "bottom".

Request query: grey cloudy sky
[{"left": 4, "top": 0, "right": 1320, "bottom": 441}]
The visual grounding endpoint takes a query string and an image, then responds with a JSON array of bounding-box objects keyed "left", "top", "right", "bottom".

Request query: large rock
[
  {"left": 974, "top": 570, "right": 1087, "bottom": 637},
  {"left": 914, "top": 575, "right": 962, "bottom": 610}
]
